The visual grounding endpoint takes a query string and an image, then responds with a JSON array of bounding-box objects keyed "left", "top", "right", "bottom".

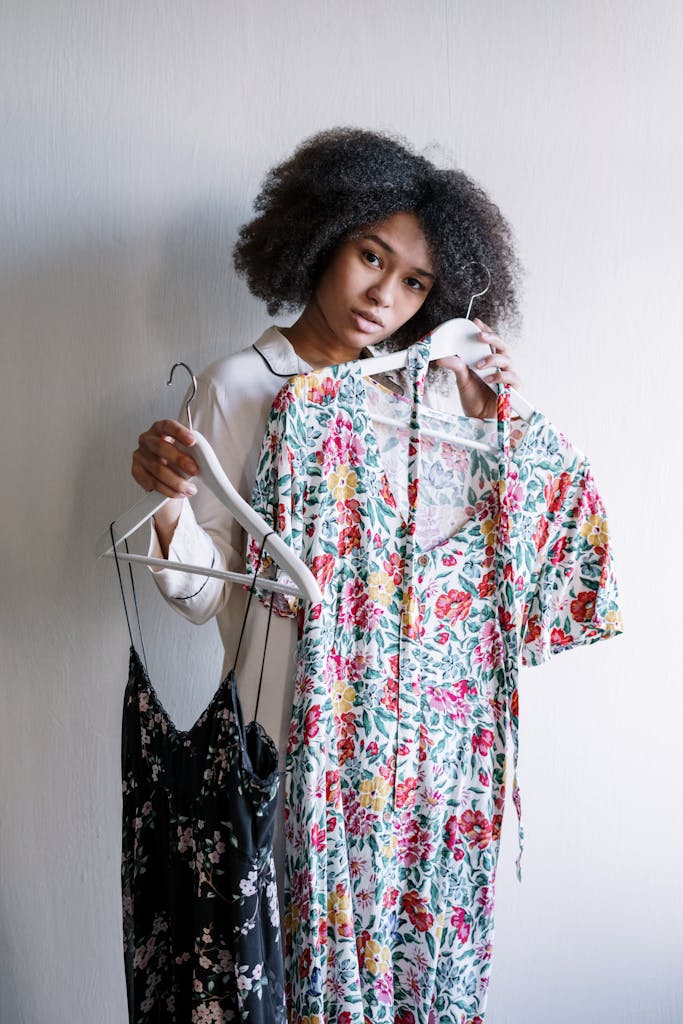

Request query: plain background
[{"left": 2, "top": 2, "right": 682, "bottom": 1021}]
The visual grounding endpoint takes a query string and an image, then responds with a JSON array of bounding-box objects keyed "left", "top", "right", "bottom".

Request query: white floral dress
[{"left": 247, "top": 337, "right": 623, "bottom": 1024}]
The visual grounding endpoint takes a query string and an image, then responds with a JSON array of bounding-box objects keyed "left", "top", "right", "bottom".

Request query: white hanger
[
  {"left": 96, "top": 363, "right": 322, "bottom": 605},
  {"left": 353, "top": 267, "right": 536, "bottom": 453}
]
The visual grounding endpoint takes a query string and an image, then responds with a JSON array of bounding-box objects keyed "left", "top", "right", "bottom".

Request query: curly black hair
[{"left": 234, "top": 128, "right": 521, "bottom": 345}]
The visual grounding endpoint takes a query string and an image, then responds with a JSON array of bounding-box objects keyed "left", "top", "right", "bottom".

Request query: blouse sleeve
[
  {"left": 146, "top": 374, "right": 246, "bottom": 624},
  {"left": 245, "top": 381, "right": 307, "bottom": 619},
  {"left": 520, "top": 459, "right": 624, "bottom": 667}
]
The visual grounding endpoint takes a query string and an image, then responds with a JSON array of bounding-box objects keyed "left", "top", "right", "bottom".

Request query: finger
[
  {"left": 138, "top": 432, "right": 200, "bottom": 477},
  {"left": 132, "top": 452, "right": 198, "bottom": 498},
  {"left": 473, "top": 319, "right": 510, "bottom": 354},
  {"left": 475, "top": 354, "right": 512, "bottom": 375},
  {"left": 434, "top": 354, "right": 469, "bottom": 383},
  {"left": 150, "top": 419, "right": 196, "bottom": 446},
  {"left": 477, "top": 368, "right": 521, "bottom": 389}
]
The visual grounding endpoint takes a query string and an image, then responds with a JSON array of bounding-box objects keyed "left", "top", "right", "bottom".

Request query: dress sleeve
[
  {"left": 519, "top": 459, "right": 624, "bottom": 667},
  {"left": 245, "top": 381, "right": 307, "bottom": 619}
]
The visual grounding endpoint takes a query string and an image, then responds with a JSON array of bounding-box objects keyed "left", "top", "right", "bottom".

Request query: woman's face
[{"left": 310, "top": 211, "right": 435, "bottom": 360}]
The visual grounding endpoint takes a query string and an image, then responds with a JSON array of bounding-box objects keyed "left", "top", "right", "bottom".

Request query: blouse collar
[{"left": 252, "top": 326, "right": 312, "bottom": 377}]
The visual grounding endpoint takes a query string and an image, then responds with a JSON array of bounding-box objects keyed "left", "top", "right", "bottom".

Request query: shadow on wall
[{"left": 2, "top": 198, "right": 263, "bottom": 610}]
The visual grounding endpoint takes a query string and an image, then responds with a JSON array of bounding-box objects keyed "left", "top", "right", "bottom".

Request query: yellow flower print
[
  {"left": 364, "top": 938, "right": 390, "bottom": 976},
  {"left": 327, "top": 465, "right": 358, "bottom": 501},
  {"left": 293, "top": 373, "right": 318, "bottom": 399},
  {"left": 285, "top": 902, "right": 300, "bottom": 934},
  {"left": 333, "top": 679, "right": 356, "bottom": 715},
  {"left": 359, "top": 775, "right": 391, "bottom": 812},
  {"left": 605, "top": 608, "right": 624, "bottom": 633},
  {"left": 327, "top": 886, "right": 352, "bottom": 931},
  {"left": 481, "top": 518, "right": 497, "bottom": 544},
  {"left": 581, "top": 514, "right": 609, "bottom": 547},
  {"left": 367, "top": 570, "right": 397, "bottom": 607},
  {"left": 381, "top": 833, "right": 398, "bottom": 860}
]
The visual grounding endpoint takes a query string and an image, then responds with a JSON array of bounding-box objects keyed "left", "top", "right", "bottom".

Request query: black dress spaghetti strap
[{"left": 111, "top": 528, "right": 286, "bottom": 1023}]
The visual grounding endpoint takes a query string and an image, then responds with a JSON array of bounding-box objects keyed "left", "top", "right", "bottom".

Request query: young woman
[
  {"left": 130, "top": 124, "right": 522, "bottom": 959},
  {"left": 131, "top": 128, "right": 521, "bottom": 733}
]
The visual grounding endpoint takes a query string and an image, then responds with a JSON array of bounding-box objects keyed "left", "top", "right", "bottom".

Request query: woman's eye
[
  {"left": 363, "top": 250, "right": 381, "bottom": 267},
  {"left": 405, "top": 277, "right": 424, "bottom": 291}
]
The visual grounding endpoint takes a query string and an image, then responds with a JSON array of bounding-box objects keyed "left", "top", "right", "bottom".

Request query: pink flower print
[
  {"left": 444, "top": 815, "right": 465, "bottom": 861},
  {"left": 316, "top": 415, "right": 366, "bottom": 471},
  {"left": 450, "top": 906, "right": 471, "bottom": 944},
  {"left": 435, "top": 588, "right": 472, "bottom": 624},
  {"left": 303, "top": 705, "right": 322, "bottom": 743},
  {"left": 383, "top": 551, "right": 404, "bottom": 584},
  {"left": 472, "top": 728, "right": 495, "bottom": 756},
  {"left": 473, "top": 628, "right": 503, "bottom": 671},
  {"left": 397, "top": 815, "right": 435, "bottom": 867},
  {"left": 380, "top": 674, "right": 398, "bottom": 713},
  {"left": 310, "top": 822, "right": 326, "bottom": 852},
  {"left": 571, "top": 590, "right": 597, "bottom": 623},
  {"left": 307, "top": 375, "right": 341, "bottom": 404},
  {"left": 505, "top": 471, "right": 525, "bottom": 514},
  {"left": 402, "top": 890, "right": 435, "bottom": 933},
  {"left": 338, "top": 577, "right": 384, "bottom": 631},
  {"left": 550, "top": 625, "right": 574, "bottom": 648},
  {"left": 310, "top": 552, "right": 335, "bottom": 590},
  {"left": 477, "top": 570, "right": 496, "bottom": 599},
  {"left": 338, "top": 525, "right": 361, "bottom": 555},
  {"left": 549, "top": 535, "right": 568, "bottom": 565},
  {"left": 395, "top": 776, "right": 417, "bottom": 810},
  {"left": 425, "top": 678, "right": 473, "bottom": 723},
  {"left": 337, "top": 496, "right": 361, "bottom": 527},
  {"left": 477, "top": 885, "right": 496, "bottom": 917},
  {"left": 176, "top": 826, "right": 194, "bottom": 855},
  {"left": 533, "top": 516, "right": 550, "bottom": 552},
  {"left": 375, "top": 969, "right": 394, "bottom": 1004},
  {"left": 545, "top": 470, "right": 572, "bottom": 514},
  {"left": 380, "top": 476, "right": 398, "bottom": 509},
  {"left": 326, "top": 768, "right": 340, "bottom": 805},
  {"left": 459, "top": 809, "right": 493, "bottom": 850}
]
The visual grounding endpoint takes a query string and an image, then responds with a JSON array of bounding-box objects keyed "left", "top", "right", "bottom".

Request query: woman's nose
[{"left": 367, "top": 276, "right": 394, "bottom": 308}]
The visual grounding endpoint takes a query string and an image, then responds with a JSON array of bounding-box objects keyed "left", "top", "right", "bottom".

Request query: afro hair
[{"left": 234, "top": 127, "right": 521, "bottom": 345}]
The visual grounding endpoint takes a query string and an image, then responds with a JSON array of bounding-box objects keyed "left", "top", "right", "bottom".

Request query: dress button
[{"left": 418, "top": 554, "right": 429, "bottom": 568}]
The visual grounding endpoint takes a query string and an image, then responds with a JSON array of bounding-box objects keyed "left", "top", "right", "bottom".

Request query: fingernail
[
  {"left": 187, "top": 484, "right": 197, "bottom": 496},
  {"left": 477, "top": 359, "right": 487, "bottom": 368}
]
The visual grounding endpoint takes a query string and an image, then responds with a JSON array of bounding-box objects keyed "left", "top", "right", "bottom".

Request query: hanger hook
[
  {"left": 464, "top": 262, "right": 492, "bottom": 321},
  {"left": 166, "top": 362, "right": 197, "bottom": 431}
]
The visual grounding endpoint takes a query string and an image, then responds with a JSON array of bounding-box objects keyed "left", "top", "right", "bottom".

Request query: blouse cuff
[{"left": 147, "top": 499, "right": 223, "bottom": 599}]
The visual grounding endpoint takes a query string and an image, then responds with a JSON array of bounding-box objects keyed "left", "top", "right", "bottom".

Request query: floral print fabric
[
  {"left": 121, "top": 647, "right": 286, "bottom": 1023},
  {"left": 248, "top": 337, "right": 623, "bottom": 1023}
]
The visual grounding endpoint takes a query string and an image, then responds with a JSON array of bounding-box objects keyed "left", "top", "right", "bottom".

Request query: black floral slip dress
[{"left": 112, "top": 531, "right": 286, "bottom": 1024}]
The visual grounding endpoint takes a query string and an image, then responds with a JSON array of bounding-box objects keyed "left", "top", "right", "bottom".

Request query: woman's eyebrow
[{"left": 362, "top": 234, "right": 435, "bottom": 281}]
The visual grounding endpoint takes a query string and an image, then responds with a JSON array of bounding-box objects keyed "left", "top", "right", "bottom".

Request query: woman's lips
[{"left": 351, "top": 309, "right": 384, "bottom": 334}]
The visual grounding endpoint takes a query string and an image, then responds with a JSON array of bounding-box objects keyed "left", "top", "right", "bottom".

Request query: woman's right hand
[
  {"left": 132, "top": 419, "right": 200, "bottom": 556},
  {"left": 131, "top": 418, "right": 199, "bottom": 499}
]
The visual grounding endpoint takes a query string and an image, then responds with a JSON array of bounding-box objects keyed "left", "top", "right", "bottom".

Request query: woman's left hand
[{"left": 435, "top": 317, "right": 521, "bottom": 419}]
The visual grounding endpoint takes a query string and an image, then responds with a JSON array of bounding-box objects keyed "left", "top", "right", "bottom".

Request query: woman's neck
[{"left": 280, "top": 302, "right": 366, "bottom": 369}]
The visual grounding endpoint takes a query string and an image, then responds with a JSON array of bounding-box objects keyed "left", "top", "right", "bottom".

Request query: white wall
[{"left": 2, "top": 2, "right": 681, "bottom": 1021}]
